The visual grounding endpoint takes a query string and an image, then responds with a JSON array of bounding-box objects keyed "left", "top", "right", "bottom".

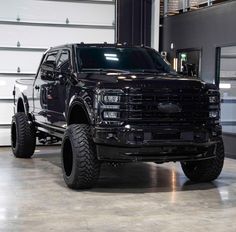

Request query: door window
[
  {"left": 46, "top": 52, "right": 58, "bottom": 62},
  {"left": 40, "top": 51, "right": 58, "bottom": 81},
  {"left": 57, "top": 50, "right": 70, "bottom": 73}
]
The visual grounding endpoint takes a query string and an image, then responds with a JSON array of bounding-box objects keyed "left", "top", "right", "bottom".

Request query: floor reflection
[
  {"left": 0, "top": 147, "right": 236, "bottom": 231},
  {"left": 18, "top": 146, "right": 230, "bottom": 194}
]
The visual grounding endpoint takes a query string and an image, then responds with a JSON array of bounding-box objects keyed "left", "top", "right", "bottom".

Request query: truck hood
[{"left": 77, "top": 72, "right": 215, "bottom": 90}]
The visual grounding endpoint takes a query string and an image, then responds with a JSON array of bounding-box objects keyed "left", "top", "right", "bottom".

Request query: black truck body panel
[{"left": 13, "top": 43, "right": 222, "bottom": 163}]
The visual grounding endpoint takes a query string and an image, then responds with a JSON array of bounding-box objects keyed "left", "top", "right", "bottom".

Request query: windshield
[{"left": 76, "top": 47, "right": 174, "bottom": 74}]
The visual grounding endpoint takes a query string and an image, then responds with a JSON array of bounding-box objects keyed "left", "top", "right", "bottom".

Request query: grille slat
[{"left": 125, "top": 88, "right": 209, "bottom": 124}]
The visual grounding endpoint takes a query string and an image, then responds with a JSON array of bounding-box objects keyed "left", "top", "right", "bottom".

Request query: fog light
[
  {"left": 209, "top": 96, "right": 218, "bottom": 103},
  {"left": 212, "top": 131, "right": 217, "bottom": 136},
  {"left": 103, "top": 111, "right": 119, "bottom": 119},
  {"left": 209, "top": 111, "right": 218, "bottom": 118}
]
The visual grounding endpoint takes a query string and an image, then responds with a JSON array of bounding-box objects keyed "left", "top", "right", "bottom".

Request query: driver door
[
  {"left": 44, "top": 49, "right": 70, "bottom": 128},
  {"left": 33, "top": 50, "right": 59, "bottom": 125}
]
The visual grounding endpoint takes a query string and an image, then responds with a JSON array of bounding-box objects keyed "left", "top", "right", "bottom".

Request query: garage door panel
[
  {"left": 0, "top": 0, "right": 116, "bottom": 145},
  {"left": 0, "top": 75, "right": 34, "bottom": 98},
  {"left": 221, "top": 58, "right": 236, "bottom": 72},
  {"left": 222, "top": 125, "right": 236, "bottom": 134},
  {"left": 221, "top": 103, "right": 236, "bottom": 121},
  {"left": 0, "top": 51, "right": 43, "bottom": 73},
  {"left": 0, "top": 101, "right": 14, "bottom": 125},
  {"left": 0, "top": 0, "right": 114, "bottom": 26},
  {"left": 0, "top": 127, "right": 11, "bottom": 146},
  {"left": 0, "top": 25, "right": 114, "bottom": 48},
  {"left": 220, "top": 71, "right": 236, "bottom": 78},
  {"left": 0, "top": 77, "right": 20, "bottom": 98}
]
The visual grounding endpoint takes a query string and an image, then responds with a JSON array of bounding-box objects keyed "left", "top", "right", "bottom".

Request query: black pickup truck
[{"left": 12, "top": 43, "right": 224, "bottom": 189}]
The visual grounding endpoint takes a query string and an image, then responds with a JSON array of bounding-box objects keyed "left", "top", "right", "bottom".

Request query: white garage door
[{"left": 0, "top": 0, "right": 116, "bottom": 145}]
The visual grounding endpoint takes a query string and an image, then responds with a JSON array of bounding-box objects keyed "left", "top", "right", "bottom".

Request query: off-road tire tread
[
  {"left": 181, "top": 139, "right": 224, "bottom": 182},
  {"left": 62, "top": 124, "right": 100, "bottom": 189},
  {"left": 11, "top": 112, "right": 36, "bottom": 158}
]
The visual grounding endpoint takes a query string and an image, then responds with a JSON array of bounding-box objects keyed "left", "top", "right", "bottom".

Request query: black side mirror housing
[
  {"left": 40, "top": 61, "right": 56, "bottom": 80},
  {"left": 54, "top": 74, "right": 66, "bottom": 84}
]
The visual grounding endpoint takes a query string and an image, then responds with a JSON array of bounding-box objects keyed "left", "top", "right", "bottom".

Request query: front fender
[
  {"left": 14, "top": 92, "right": 29, "bottom": 115},
  {"left": 68, "top": 95, "right": 94, "bottom": 125}
]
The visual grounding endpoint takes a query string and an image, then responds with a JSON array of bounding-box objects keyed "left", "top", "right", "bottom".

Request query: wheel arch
[
  {"left": 17, "top": 97, "right": 25, "bottom": 113},
  {"left": 67, "top": 101, "right": 91, "bottom": 125},
  {"left": 16, "top": 95, "right": 33, "bottom": 121}
]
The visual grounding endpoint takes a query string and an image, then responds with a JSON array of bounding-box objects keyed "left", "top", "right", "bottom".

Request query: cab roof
[{"left": 46, "top": 43, "right": 150, "bottom": 52}]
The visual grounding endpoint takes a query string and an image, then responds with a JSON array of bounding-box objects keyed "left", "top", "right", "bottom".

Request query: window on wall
[{"left": 218, "top": 46, "right": 236, "bottom": 134}]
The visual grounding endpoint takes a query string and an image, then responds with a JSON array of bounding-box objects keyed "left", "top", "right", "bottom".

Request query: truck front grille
[{"left": 122, "top": 88, "right": 218, "bottom": 125}]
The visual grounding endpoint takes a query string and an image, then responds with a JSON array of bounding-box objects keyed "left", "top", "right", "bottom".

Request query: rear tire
[
  {"left": 61, "top": 124, "right": 100, "bottom": 189},
  {"left": 11, "top": 112, "right": 36, "bottom": 158},
  {"left": 181, "top": 139, "right": 224, "bottom": 182}
]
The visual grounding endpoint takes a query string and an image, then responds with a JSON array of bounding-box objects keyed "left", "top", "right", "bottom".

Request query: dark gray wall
[
  {"left": 162, "top": 0, "right": 236, "bottom": 83},
  {"left": 223, "top": 134, "right": 236, "bottom": 158},
  {"left": 117, "top": 0, "right": 152, "bottom": 46}
]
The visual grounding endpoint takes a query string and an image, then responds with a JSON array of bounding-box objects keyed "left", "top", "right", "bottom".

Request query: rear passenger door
[{"left": 44, "top": 49, "right": 70, "bottom": 128}]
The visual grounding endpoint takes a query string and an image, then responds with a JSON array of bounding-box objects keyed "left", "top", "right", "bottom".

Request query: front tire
[
  {"left": 61, "top": 124, "right": 100, "bottom": 189},
  {"left": 181, "top": 139, "right": 225, "bottom": 182},
  {"left": 11, "top": 112, "right": 36, "bottom": 158}
]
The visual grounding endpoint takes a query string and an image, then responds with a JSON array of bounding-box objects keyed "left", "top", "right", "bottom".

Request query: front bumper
[{"left": 93, "top": 124, "right": 222, "bottom": 162}]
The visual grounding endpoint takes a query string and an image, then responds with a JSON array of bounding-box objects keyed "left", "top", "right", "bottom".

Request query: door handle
[{"left": 35, "top": 85, "right": 40, "bottom": 90}]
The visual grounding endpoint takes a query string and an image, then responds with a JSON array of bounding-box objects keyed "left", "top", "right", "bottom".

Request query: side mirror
[
  {"left": 54, "top": 74, "right": 66, "bottom": 84},
  {"left": 40, "top": 61, "right": 56, "bottom": 80},
  {"left": 54, "top": 59, "right": 71, "bottom": 74},
  {"left": 54, "top": 72, "right": 77, "bottom": 85}
]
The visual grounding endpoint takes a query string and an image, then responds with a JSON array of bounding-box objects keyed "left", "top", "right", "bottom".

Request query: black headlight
[
  {"left": 103, "top": 95, "right": 121, "bottom": 104},
  {"left": 95, "top": 89, "right": 124, "bottom": 125},
  {"left": 208, "top": 90, "right": 220, "bottom": 104},
  {"left": 207, "top": 89, "right": 220, "bottom": 122},
  {"left": 209, "top": 96, "right": 218, "bottom": 104}
]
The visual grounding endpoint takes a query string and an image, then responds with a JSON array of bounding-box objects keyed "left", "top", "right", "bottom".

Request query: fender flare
[
  {"left": 16, "top": 93, "right": 29, "bottom": 114},
  {"left": 67, "top": 96, "right": 92, "bottom": 125}
]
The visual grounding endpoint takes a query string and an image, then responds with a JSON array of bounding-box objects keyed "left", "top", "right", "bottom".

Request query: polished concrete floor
[{"left": 0, "top": 146, "right": 236, "bottom": 232}]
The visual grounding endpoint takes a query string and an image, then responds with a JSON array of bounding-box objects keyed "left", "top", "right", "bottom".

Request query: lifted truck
[{"left": 12, "top": 43, "right": 224, "bottom": 189}]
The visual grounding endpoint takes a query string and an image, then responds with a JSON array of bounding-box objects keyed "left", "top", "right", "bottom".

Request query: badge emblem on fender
[{"left": 158, "top": 102, "right": 182, "bottom": 113}]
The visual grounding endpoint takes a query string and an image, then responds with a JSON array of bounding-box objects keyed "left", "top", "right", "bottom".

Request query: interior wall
[
  {"left": 161, "top": 0, "right": 236, "bottom": 83},
  {"left": 162, "top": 1, "right": 236, "bottom": 158}
]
